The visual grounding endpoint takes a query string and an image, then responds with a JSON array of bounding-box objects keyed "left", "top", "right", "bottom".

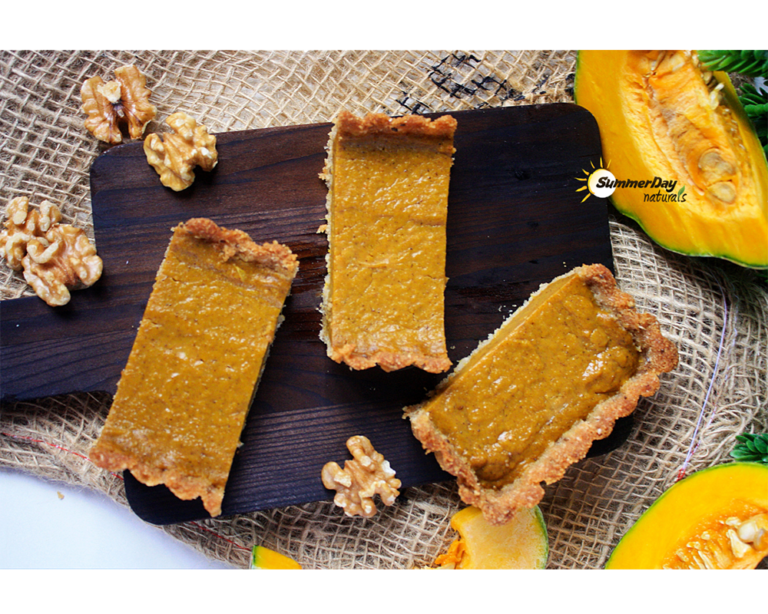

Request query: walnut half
[
  {"left": 81, "top": 65, "right": 156, "bottom": 145},
  {"left": 321, "top": 435, "right": 401, "bottom": 518},
  {"left": 0, "top": 197, "right": 103, "bottom": 306},
  {"left": 144, "top": 112, "right": 218, "bottom": 191},
  {"left": 0, "top": 196, "right": 61, "bottom": 270}
]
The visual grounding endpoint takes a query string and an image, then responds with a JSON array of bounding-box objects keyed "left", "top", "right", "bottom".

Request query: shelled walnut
[
  {"left": 321, "top": 435, "right": 401, "bottom": 518},
  {"left": 0, "top": 197, "right": 103, "bottom": 306},
  {"left": 81, "top": 65, "right": 156, "bottom": 145},
  {"left": 144, "top": 112, "right": 218, "bottom": 191},
  {"left": 0, "top": 197, "right": 61, "bottom": 269}
]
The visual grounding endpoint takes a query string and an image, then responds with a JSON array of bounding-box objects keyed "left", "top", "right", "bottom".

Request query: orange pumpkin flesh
[
  {"left": 606, "top": 463, "right": 768, "bottom": 569},
  {"left": 435, "top": 506, "right": 548, "bottom": 569},
  {"left": 250, "top": 545, "right": 302, "bottom": 569}
]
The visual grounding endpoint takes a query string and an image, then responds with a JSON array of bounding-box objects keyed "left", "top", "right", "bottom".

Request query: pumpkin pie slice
[
  {"left": 90, "top": 218, "right": 298, "bottom": 517},
  {"left": 320, "top": 111, "right": 456, "bottom": 373},
  {"left": 406, "top": 264, "right": 678, "bottom": 525}
]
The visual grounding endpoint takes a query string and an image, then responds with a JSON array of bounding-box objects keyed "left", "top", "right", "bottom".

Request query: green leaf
[
  {"left": 698, "top": 50, "right": 768, "bottom": 77},
  {"left": 730, "top": 450, "right": 753, "bottom": 459},
  {"left": 736, "top": 83, "right": 768, "bottom": 149},
  {"left": 731, "top": 432, "right": 768, "bottom": 465}
]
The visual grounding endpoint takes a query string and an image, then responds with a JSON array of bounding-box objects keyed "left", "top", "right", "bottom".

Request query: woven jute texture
[{"left": 1, "top": 50, "right": 766, "bottom": 569}]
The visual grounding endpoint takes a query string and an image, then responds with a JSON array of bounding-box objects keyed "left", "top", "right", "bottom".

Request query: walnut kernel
[
  {"left": 81, "top": 65, "right": 156, "bottom": 144},
  {"left": 144, "top": 112, "right": 218, "bottom": 191},
  {"left": 0, "top": 197, "right": 61, "bottom": 270},
  {"left": 0, "top": 197, "right": 103, "bottom": 306},
  {"left": 321, "top": 435, "right": 401, "bottom": 518}
]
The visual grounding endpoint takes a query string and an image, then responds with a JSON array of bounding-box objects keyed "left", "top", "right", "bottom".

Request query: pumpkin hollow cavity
[
  {"left": 663, "top": 510, "right": 768, "bottom": 570},
  {"left": 628, "top": 50, "right": 755, "bottom": 212}
]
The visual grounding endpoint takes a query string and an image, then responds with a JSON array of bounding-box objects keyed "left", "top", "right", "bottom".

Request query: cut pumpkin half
[
  {"left": 575, "top": 50, "right": 768, "bottom": 269},
  {"left": 606, "top": 462, "right": 768, "bottom": 569}
]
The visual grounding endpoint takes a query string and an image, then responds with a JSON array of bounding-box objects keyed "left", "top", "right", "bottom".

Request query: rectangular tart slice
[
  {"left": 90, "top": 218, "right": 298, "bottom": 517},
  {"left": 406, "top": 264, "right": 678, "bottom": 525},
  {"left": 320, "top": 111, "right": 456, "bottom": 373}
]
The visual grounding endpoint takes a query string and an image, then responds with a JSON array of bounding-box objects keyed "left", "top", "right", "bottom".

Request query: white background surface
[{"left": 0, "top": 468, "right": 233, "bottom": 569}]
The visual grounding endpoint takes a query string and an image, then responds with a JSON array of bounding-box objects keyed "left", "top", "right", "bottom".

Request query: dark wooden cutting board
[{"left": 0, "top": 104, "right": 620, "bottom": 524}]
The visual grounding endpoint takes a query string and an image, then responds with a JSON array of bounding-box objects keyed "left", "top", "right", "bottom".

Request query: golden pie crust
[
  {"left": 89, "top": 218, "right": 298, "bottom": 517},
  {"left": 406, "top": 264, "right": 678, "bottom": 525},
  {"left": 320, "top": 111, "right": 456, "bottom": 373}
]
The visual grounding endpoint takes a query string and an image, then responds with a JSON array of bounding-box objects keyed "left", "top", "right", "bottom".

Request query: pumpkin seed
[
  {"left": 727, "top": 528, "right": 751, "bottom": 558},
  {"left": 736, "top": 514, "right": 768, "bottom": 549},
  {"left": 699, "top": 149, "right": 735, "bottom": 179},
  {"left": 708, "top": 181, "right": 737, "bottom": 203}
]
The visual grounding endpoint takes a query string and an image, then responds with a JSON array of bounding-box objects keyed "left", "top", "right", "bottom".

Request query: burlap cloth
[{"left": 1, "top": 50, "right": 766, "bottom": 569}]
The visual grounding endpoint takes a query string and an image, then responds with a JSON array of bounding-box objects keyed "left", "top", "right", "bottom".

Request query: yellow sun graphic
[{"left": 575, "top": 158, "right": 614, "bottom": 202}]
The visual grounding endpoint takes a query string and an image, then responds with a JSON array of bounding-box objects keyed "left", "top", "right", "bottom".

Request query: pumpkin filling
[
  {"left": 422, "top": 274, "right": 641, "bottom": 490},
  {"left": 628, "top": 50, "right": 755, "bottom": 210},
  {"left": 90, "top": 219, "right": 298, "bottom": 517},
  {"left": 322, "top": 111, "right": 455, "bottom": 373}
]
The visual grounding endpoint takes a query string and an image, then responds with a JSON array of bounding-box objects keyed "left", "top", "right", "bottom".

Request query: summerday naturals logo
[{"left": 575, "top": 160, "right": 687, "bottom": 203}]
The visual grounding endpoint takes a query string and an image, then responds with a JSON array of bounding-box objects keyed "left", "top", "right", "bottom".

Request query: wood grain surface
[{"left": 0, "top": 105, "right": 620, "bottom": 524}]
